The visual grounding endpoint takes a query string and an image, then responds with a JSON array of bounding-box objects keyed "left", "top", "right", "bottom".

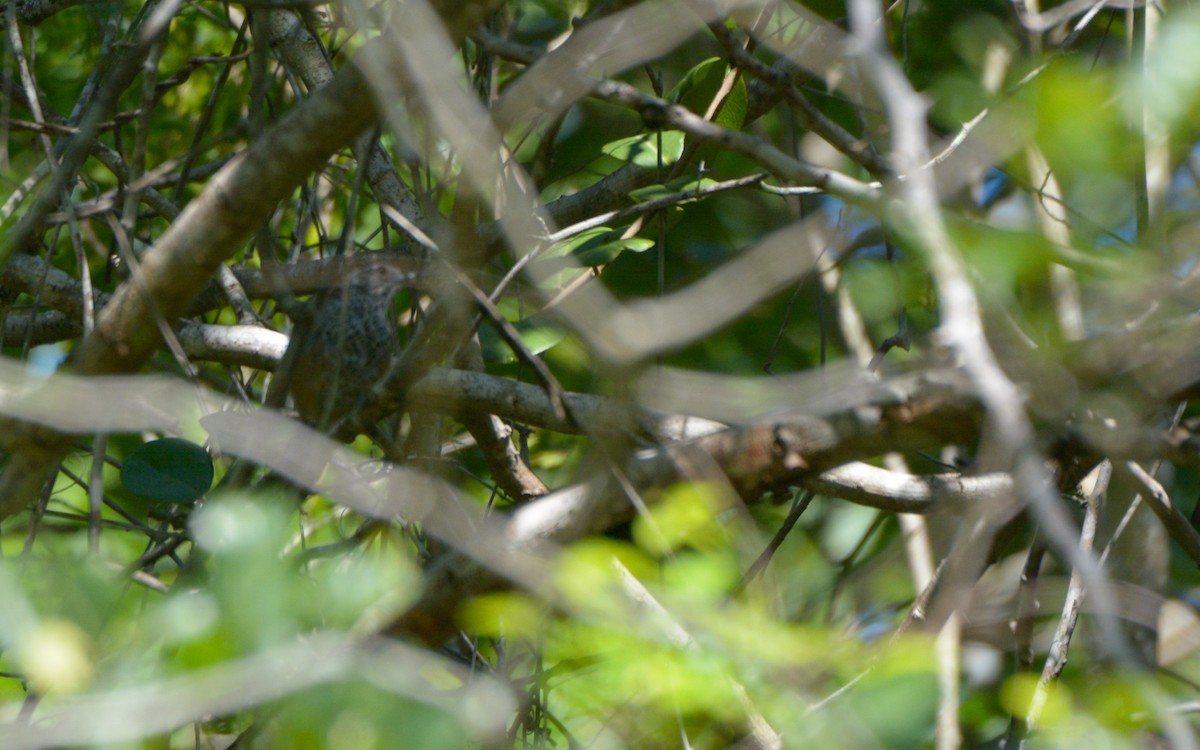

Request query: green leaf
[
  {"left": 850, "top": 669, "right": 938, "bottom": 749},
  {"left": 713, "top": 77, "right": 748, "bottom": 131},
  {"left": 669, "top": 57, "right": 721, "bottom": 103},
  {"left": 574, "top": 237, "right": 654, "bottom": 267},
  {"left": 542, "top": 226, "right": 656, "bottom": 268},
  {"left": 541, "top": 226, "right": 613, "bottom": 259},
  {"left": 628, "top": 177, "right": 720, "bottom": 204},
  {"left": 600, "top": 131, "right": 685, "bottom": 168},
  {"left": 1022, "top": 61, "right": 1129, "bottom": 178},
  {"left": 121, "top": 438, "right": 213, "bottom": 504},
  {"left": 633, "top": 482, "right": 729, "bottom": 556},
  {"left": 669, "top": 57, "right": 747, "bottom": 131},
  {"left": 481, "top": 317, "right": 568, "bottom": 365}
]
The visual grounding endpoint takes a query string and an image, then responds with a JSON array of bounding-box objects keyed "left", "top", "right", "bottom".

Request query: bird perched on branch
[{"left": 270, "top": 260, "right": 415, "bottom": 440}]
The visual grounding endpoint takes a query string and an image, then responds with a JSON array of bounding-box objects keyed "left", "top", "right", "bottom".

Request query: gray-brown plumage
[{"left": 271, "top": 261, "right": 413, "bottom": 440}]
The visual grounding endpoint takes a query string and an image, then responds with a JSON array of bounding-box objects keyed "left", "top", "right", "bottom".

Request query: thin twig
[{"left": 736, "top": 490, "right": 813, "bottom": 594}]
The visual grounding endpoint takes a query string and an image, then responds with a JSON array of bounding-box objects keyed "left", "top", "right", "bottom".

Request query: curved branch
[{"left": 802, "top": 462, "right": 1009, "bottom": 514}]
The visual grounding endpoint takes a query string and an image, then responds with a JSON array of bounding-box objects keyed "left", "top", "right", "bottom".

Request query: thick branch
[{"left": 391, "top": 374, "right": 983, "bottom": 644}]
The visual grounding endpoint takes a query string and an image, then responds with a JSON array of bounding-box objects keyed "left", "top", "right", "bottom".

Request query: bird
[{"left": 271, "top": 260, "right": 415, "bottom": 440}]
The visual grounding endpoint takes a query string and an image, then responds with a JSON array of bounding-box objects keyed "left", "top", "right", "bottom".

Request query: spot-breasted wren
[{"left": 272, "top": 261, "right": 414, "bottom": 440}]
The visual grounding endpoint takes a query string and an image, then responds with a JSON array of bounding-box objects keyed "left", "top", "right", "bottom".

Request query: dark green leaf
[{"left": 121, "top": 438, "right": 214, "bottom": 504}]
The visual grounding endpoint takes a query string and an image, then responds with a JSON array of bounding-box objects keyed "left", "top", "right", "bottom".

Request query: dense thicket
[{"left": 3, "top": 1, "right": 1200, "bottom": 748}]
